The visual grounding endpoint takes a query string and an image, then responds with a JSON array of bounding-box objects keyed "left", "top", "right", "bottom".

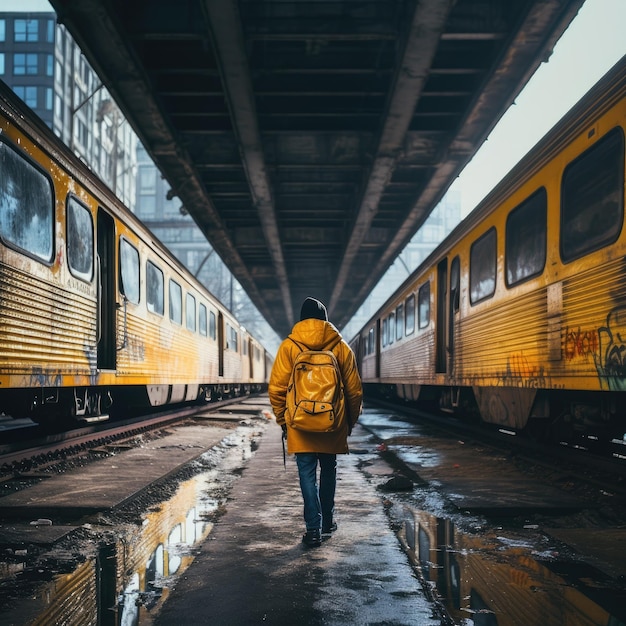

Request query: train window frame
[
  {"left": 396, "top": 304, "right": 404, "bottom": 341},
  {"left": 66, "top": 195, "right": 94, "bottom": 282},
  {"left": 505, "top": 189, "right": 547, "bottom": 286},
  {"left": 169, "top": 279, "right": 182, "bottom": 325},
  {"left": 405, "top": 294, "right": 415, "bottom": 335},
  {"left": 470, "top": 227, "right": 497, "bottom": 304},
  {"left": 119, "top": 238, "right": 140, "bottom": 305},
  {"left": 146, "top": 260, "right": 164, "bottom": 316},
  {"left": 382, "top": 318, "right": 388, "bottom": 348},
  {"left": 186, "top": 293, "right": 196, "bottom": 332},
  {"left": 199, "top": 302, "right": 208, "bottom": 336},
  {"left": 0, "top": 137, "right": 54, "bottom": 264},
  {"left": 367, "top": 327, "right": 375, "bottom": 355},
  {"left": 560, "top": 127, "right": 625, "bottom": 263},
  {"left": 418, "top": 282, "right": 430, "bottom": 329},
  {"left": 388, "top": 312, "right": 395, "bottom": 345},
  {"left": 209, "top": 310, "right": 217, "bottom": 340}
]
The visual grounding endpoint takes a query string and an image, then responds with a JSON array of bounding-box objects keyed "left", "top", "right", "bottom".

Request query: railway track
[
  {"left": 367, "top": 397, "right": 626, "bottom": 499},
  {"left": 0, "top": 397, "right": 256, "bottom": 482}
]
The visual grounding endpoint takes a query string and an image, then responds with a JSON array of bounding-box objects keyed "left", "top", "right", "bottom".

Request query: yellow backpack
[{"left": 285, "top": 338, "right": 346, "bottom": 433}]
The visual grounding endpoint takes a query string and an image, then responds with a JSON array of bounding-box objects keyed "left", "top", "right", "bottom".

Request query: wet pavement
[{"left": 1, "top": 397, "right": 625, "bottom": 625}]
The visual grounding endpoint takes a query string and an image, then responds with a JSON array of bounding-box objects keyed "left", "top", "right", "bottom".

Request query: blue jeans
[{"left": 295, "top": 453, "right": 337, "bottom": 531}]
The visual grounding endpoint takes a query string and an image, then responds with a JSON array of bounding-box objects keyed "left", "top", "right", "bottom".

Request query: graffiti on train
[
  {"left": 594, "top": 305, "right": 626, "bottom": 391},
  {"left": 498, "top": 352, "right": 553, "bottom": 389},
  {"left": 564, "top": 325, "right": 599, "bottom": 360}
]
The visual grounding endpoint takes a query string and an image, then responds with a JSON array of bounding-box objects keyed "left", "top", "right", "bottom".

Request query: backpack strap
[{"left": 288, "top": 337, "right": 305, "bottom": 352}]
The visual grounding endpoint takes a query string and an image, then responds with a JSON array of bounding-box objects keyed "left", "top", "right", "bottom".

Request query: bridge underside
[{"left": 49, "top": 0, "right": 584, "bottom": 337}]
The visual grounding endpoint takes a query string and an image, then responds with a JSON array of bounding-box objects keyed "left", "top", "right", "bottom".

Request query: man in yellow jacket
[{"left": 269, "top": 297, "right": 363, "bottom": 547}]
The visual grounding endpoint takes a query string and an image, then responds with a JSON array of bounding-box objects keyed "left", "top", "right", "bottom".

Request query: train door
[
  {"left": 218, "top": 311, "right": 224, "bottom": 377},
  {"left": 435, "top": 259, "right": 447, "bottom": 373},
  {"left": 97, "top": 208, "right": 116, "bottom": 370},
  {"left": 448, "top": 256, "right": 460, "bottom": 375}
]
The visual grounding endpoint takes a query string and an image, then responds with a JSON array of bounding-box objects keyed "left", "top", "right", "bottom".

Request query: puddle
[
  {"left": 395, "top": 506, "right": 626, "bottom": 625},
  {"left": 357, "top": 406, "right": 626, "bottom": 625},
  {"left": 0, "top": 426, "right": 260, "bottom": 625}
]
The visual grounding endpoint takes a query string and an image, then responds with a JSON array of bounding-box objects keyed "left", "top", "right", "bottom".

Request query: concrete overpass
[{"left": 48, "top": 0, "right": 585, "bottom": 337}]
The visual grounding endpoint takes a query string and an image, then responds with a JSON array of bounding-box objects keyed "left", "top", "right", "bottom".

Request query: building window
[
  {"left": 14, "top": 53, "right": 38, "bottom": 76},
  {"left": 13, "top": 86, "right": 37, "bottom": 108},
  {"left": 0, "top": 53, "right": 4, "bottom": 75},
  {"left": 14, "top": 19, "right": 39, "bottom": 42},
  {"left": 46, "top": 19, "right": 55, "bottom": 43},
  {"left": 46, "top": 54, "right": 53, "bottom": 76},
  {"left": 0, "top": 19, "right": 5, "bottom": 42}
]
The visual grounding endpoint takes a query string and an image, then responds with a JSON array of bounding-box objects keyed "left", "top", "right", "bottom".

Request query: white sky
[{"left": 452, "top": 0, "right": 626, "bottom": 216}]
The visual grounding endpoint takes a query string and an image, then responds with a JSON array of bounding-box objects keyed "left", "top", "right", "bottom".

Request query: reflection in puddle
[
  {"left": 400, "top": 507, "right": 626, "bottom": 625},
  {"left": 0, "top": 427, "right": 258, "bottom": 625}
]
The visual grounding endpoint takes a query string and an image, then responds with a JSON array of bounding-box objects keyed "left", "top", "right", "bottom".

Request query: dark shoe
[
  {"left": 321, "top": 522, "right": 338, "bottom": 537},
  {"left": 302, "top": 529, "right": 322, "bottom": 547}
]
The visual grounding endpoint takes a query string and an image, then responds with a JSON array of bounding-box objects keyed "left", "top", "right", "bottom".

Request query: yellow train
[
  {"left": 0, "top": 79, "right": 271, "bottom": 427},
  {"left": 352, "top": 55, "right": 626, "bottom": 444}
]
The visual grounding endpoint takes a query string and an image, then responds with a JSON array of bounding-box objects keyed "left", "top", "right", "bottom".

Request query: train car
[
  {"left": 352, "top": 55, "right": 626, "bottom": 444},
  {"left": 0, "top": 79, "right": 271, "bottom": 427}
]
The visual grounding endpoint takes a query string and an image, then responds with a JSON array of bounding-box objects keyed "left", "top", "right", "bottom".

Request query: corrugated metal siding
[
  {"left": 0, "top": 262, "right": 95, "bottom": 374},
  {"left": 380, "top": 331, "right": 434, "bottom": 382},
  {"left": 456, "top": 287, "right": 547, "bottom": 387}
]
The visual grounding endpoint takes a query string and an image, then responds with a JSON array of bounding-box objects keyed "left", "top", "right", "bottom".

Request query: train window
[
  {"left": 199, "top": 303, "right": 207, "bottom": 336},
  {"left": 367, "top": 327, "right": 375, "bottom": 355},
  {"left": 450, "top": 256, "right": 460, "bottom": 313},
  {"left": 561, "top": 127, "right": 624, "bottom": 262},
  {"left": 209, "top": 310, "right": 217, "bottom": 340},
  {"left": 388, "top": 312, "right": 395, "bottom": 345},
  {"left": 169, "top": 279, "right": 182, "bottom": 324},
  {"left": 396, "top": 304, "right": 404, "bottom": 341},
  {"left": 67, "top": 196, "right": 93, "bottom": 281},
  {"left": 470, "top": 227, "right": 496, "bottom": 304},
  {"left": 146, "top": 261, "right": 164, "bottom": 315},
  {"left": 119, "top": 239, "right": 140, "bottom": 304},
  {"left": 418, "top": 282, "right": 430, "bottom": 329},
  {"left": 506, "top": 189, "right": 547, "bottom": 286},
  {"left": 227, "top": 324, "right": 238, "bottom": 351},
  {"left": 0, "top": 139, "right": 54, "bottom": 262},
  {"left": 382, "top": 318, "right": 388, "bottom": 347},
  {"left": 405, "top": 294, "right": 415, "bottom": 335},
  {"left": 186, "top": 293, "right": 196, "bottom": 332}
]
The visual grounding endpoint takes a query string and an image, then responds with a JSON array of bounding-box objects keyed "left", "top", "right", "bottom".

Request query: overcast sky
[{"left": 6, "top": 0, "right": 626, "bottom": 217}]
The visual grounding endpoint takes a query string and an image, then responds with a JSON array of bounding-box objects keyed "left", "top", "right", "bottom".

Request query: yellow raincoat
[{"left": 269, "top": 318, "right": 363, "bottom": 454}]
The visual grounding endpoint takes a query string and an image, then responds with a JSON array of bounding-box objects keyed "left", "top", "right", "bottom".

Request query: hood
[{"left": 289, "top": 318, "right": 342, "bottom": 351}]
